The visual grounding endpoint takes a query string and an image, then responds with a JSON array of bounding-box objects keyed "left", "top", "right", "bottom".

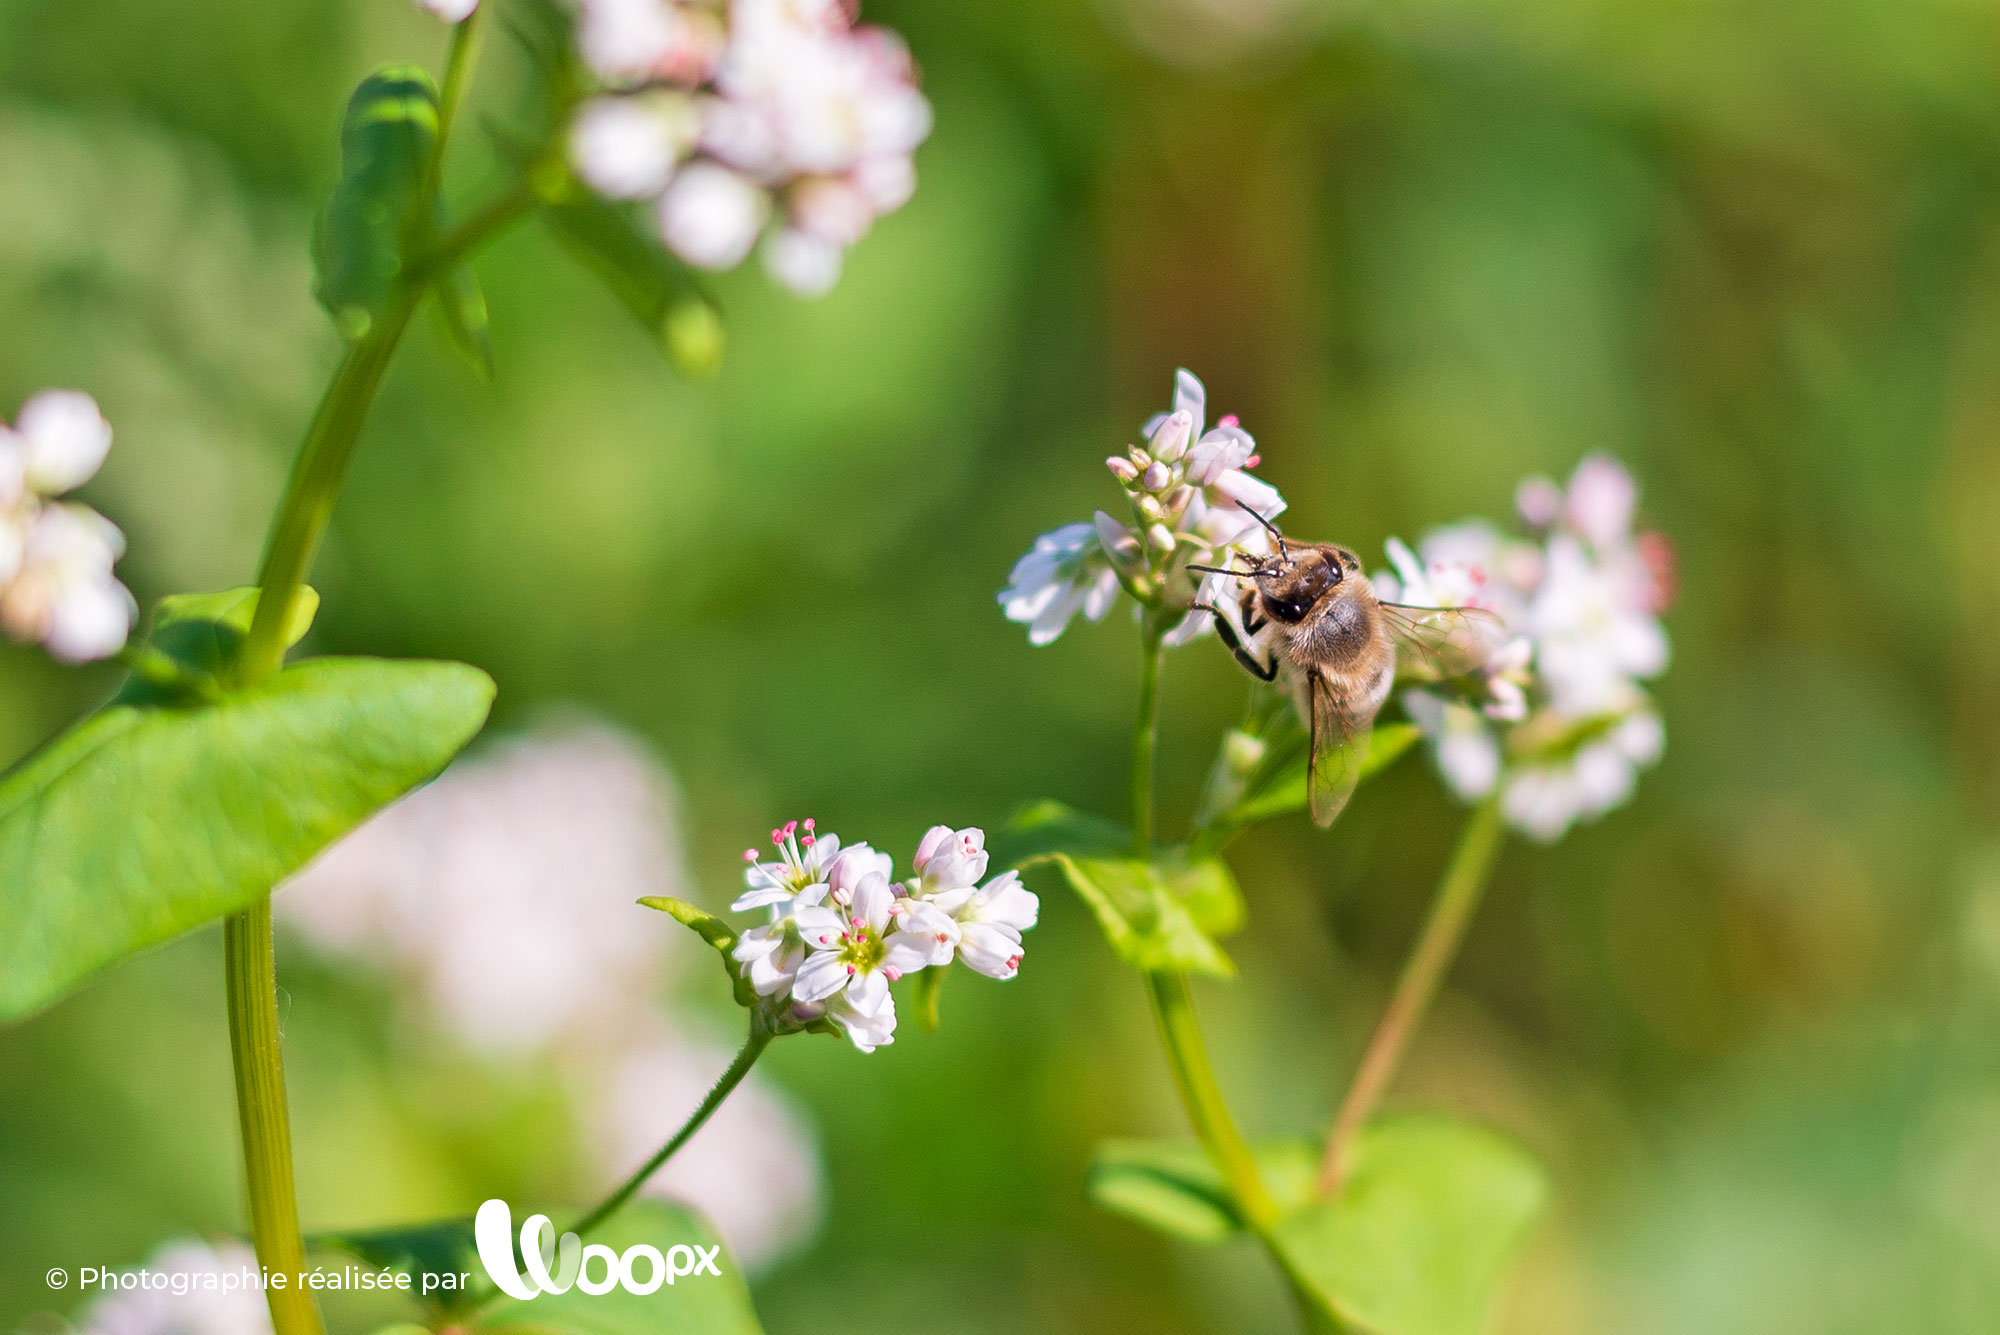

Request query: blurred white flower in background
[
  {"left": 1001, "top": 368, "right": 1287, "bottom": 648},
  {"left": 412, "top": 0, "right": 480, "bottom": 20},
  {"left": 74, "top": 1239, "right": 271, "bottom": 1335},
  {"left": 277, "top": 719, "right": 824, "bottom": 1270},
  {"left": 1377, "top": 455, "right": 1675, "bottom": 843},
  {"left": 563, "top": 0, "right": 932, "bottom": 295},
  {"left": 0, "top": 389, "right": 135, "bottom": 663}
]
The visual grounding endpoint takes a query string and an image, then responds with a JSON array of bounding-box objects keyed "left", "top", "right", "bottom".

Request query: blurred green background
[{"left": 6, "top": 0, "right": 2000, "bottom": 1330}]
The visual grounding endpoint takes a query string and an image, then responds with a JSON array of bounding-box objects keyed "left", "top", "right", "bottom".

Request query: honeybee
[{"left": 1190, "top": 510, "right": 1502, "bottom": 826}]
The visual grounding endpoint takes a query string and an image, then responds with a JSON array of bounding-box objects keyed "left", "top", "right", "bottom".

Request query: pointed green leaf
[
  {"left": 0, "top": 657, "right": 495, "bottom": 1021},
  {"left": 986, "top": 800, "right": 1130, "bottom": 869},
  {"left": 639, "top": 896, "right": 755, "bottom": 1007},
  {"left": 1196, "top": 723, "right": 1421, "bottom": 854},
  {"left": 316, "top": 1217, "right": 483, "bottom": 1314},
  {"left": 1089, "top": 1139, "right": 1319, "bottom": 1243},
  {"left": 154, "top": 585, "right": 320, "bottom": 644},
  {"left": 1047, "top": 853, "right": 1235, "bottom": 978},
  {"left": 433, "top": 260, "right": 494, "bottom": 379},
  {"left": 535, "top": 178, "right": 721, "bottom": 375},
  {"left": 1271, "top": 1117, "right": 1547, "bottom": 1335},
  {"left": 316, "top": 67, "right": 441, "bottom": 338},
  {"left": 466, "top": 1200, "right": 764, "bottom": 1335}
]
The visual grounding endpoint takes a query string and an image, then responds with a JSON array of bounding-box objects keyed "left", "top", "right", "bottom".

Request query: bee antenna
[
  {"left": 1242, "top": 506, "right": 1288, "bottom": 556},
  {"left": 1186, "top": 563, "right": 1263, "bottom": 579}
]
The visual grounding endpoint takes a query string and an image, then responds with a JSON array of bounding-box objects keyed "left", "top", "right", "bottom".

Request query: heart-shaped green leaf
[
  {"left": 1045, "top": 852, "right": 1236, "bottom": 977},
  {"left": 1089, "top": 1138, "right": 1318, "bottom": 1243},
  {"left": 465, "top": 1200, "right": 764, "bottom": 1335},
  {"left": 0, "top": 656, "right": 494, "bottom": 1021},
  {"left": 1271, "top": 1117, "right": 1546, "bottom": 1335}
]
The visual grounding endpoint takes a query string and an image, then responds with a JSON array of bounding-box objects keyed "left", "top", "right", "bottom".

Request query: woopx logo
[{"left": 473, "top": 1200, "right": 721, "bottom": 1299}]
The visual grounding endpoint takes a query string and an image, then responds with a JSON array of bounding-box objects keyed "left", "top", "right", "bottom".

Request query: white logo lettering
[{"left": 473, "top": 1201, "right": 720, "bottom": 1298}]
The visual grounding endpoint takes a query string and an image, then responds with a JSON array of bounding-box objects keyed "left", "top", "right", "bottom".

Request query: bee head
[{"left": 1256, "top": 546, "right": 1342, "bottom": 623}]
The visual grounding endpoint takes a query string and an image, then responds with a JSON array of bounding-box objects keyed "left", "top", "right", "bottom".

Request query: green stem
[
  {"left": 571, "top": 1031, "right": 773, "bottom": 1237},
  {"left": 1149, "top": 971, "right": 1278, "bottom": 1229},
  {"left": 225, "top": 899, "right": 323, "bottom": 1335},
  {"left": 237, "top": 289, "right": 423, "bottom": 683},
  {"left": 1125, "top": 617, "right": 1275, "bottom": 1228},
  {"left": 1131, "top": 615, "right": 1164, "bottom": 857},
  {"left": 420, "top": 6, "right": 487, "bottom": 229},
  {"left": 423, "top": 184, "right": 535, "bottom": 280},
  {"left": 1318, "top": 795, "right": 1505, "bottom": 1195}
]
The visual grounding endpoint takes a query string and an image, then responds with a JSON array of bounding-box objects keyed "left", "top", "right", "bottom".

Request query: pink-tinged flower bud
[
  {"left": 1165, "top": 484, "right": 1195, "bottom": 516},
  {"left": 1094, "top": 511, "right": 1143, "bottom": 565},
  {"left": 1140, "top": 461, "right": 1170, "bottom": 492},
  {"left": 1147, "top": 523, "right": 1176, "bottom": 554},
  {"left": 1130, "top": 447, "right": 1152, "bottom": 470},
  {"left": 1515, "top": 475, "right": 1562, "bottom": 529},
  {"left": 1106, "top": 456, "right": 1140, "bottom": 485},
  {"left": 912, "top": 824, "right": 955, "bottom": 873},
  {"left": 1563, "top": 456, "right": 1636, "bottom": 549},
  {"left": 1149, "top": 410, "right": 1192, "bottom": 463},
  {"left": 1137, "top": 495, "right": 1163, "bottom": 523}
]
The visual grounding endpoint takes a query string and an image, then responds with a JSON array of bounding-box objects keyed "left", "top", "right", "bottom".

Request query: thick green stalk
[
  {"left": 237, "top": 289, "right": 422, "bottom": 683},
  {"left": 1318, "top": 795, "right": 1505, "bottom": 1195},
  {"left": 1130, "top": 616, "right": 1164, "bottom": 856},
  {"left": 571, "top": 1031, "right": 773, "bottom": 1237},
  {"left": 223, "top": 25, "right": 516, "bottom": 1330},
  {"left": 225, "top": 899, "right": 322, "bottom": 1335},
  {"left": 1127, "top": 618, "right": 1275, "bottom": 1227},
  {"left": 1149, "top": 971, "right": 1278, "bottom": 1229}
]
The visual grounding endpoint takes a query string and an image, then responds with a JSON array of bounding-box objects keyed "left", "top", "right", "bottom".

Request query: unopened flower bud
[
  {"left": 1223, "top": 728, "right": 1267, "bottom": 776},
  {"left": 1148, "top": 410, "right": 1193, "bottom": 464},
  {"left": 1106, "top": 456, "right": 1139, "bottom": 485},
  {"left": 1140, "top": 461, "right": 1170, "bottom": 492},
  {"left": 1165, "top": 484, "right": 1195, "bottom": 516},
  {"left": 1147, "top": 523, "right": 1176, "bottom": 554},
  {"left": 1130, "top": 447, "right": 1152, "bottom": 470},
  {"left": 1137, "top": 495, "right": 1164, "bottom": 522}
]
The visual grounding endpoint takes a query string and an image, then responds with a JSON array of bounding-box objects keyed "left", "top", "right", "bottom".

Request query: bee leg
[{"left": 1196, "top": 602, "right": 1279, "bottom": 681}]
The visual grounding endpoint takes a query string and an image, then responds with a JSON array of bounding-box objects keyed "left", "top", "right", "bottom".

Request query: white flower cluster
[
  {"left": 1000, "top": 368, "right": 1287, "bottom": 646},
  {"left": 731, "top": 819, "right": 1037, "bottom": 1052},
  {"left": 1377, "top": 456, "right": 1675, "bottom": 842},
  {"left": 74, "top": 1239, "right": 271, "bottom": 1335},
  {"left": 559, "top": 0, "right": 932, "bottom": 296},
  {"left": 0, "top": 390, "right": 133, "bottom": 663},
  {"left": 279, "top": 721, "right": 823, "bottom": 1270}
]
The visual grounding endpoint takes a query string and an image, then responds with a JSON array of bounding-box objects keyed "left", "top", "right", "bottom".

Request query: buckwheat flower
[
  {"left": 910, "top": 823, "right": 988, "bottom": 897},
  {"left": 75, "top": 1239, "right": 271, "bottom": 1335},
  {"left": 939, "top": 869, "right": 1038, "bottom": 980},
  {"left": 791, "top": 868, "right": 930, "bottom": 1025},
  {"left": 569, "top": 92, "right": 700, "bottom": 200},
  {"left": 575, "top": 0, "right": 725, "bottom": 86},
  {"left": 999, "top": 521, "right": 1120, "bottom": 646},
  {"left": 733, "top": 818, "right": 849, "bottom": 911},
  {"left": 659, "top": 161, "right": 770, "bottom": 269},
  {"left": 1528, "top": 533, "right": 1668, "bottom": 718},
  {"left": 1499, "top": 704, "right": 1664, "bottom": 842},
  {"left": 0, "top": 502, "right": 135, "bottom": 663},
  {"left": 13, "top": 388, "right": 113, "bottom": 496}
]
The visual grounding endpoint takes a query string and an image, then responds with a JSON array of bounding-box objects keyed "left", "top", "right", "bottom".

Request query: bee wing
[
  {"left": 1307, "top": 669, "right": 1371, "bottom": 828},
  {"left": 1379, "top": 603, "right": 1507, "bottom": 684}
]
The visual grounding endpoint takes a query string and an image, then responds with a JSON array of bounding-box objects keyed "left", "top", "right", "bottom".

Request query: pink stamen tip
[
  {"left": 783, "top": 821, "right": 798, "bottom": 835},
  {"left": 1220, "top": 414, "right": 1240, "bottom": 428},
  {"left": 846, "top": 965, "right": 856, "bottom": 976},
  {"left": 819, "top": 935, "right": 830, "bottom": 945},
  {"left": 743, "top": 849, "right": 759, "bottom": 862},
  {"left": 771, "top": 829, "right": 784, "bottom": 845},
  {"left": 803, "top": 818, "right": 815, "bottom": 831},
  {"left": 802, "top": 833, "right": 816, "bottom": 846},
  {"left": 1244, "top": 453, "right": 1261, "bottom": 468}
]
